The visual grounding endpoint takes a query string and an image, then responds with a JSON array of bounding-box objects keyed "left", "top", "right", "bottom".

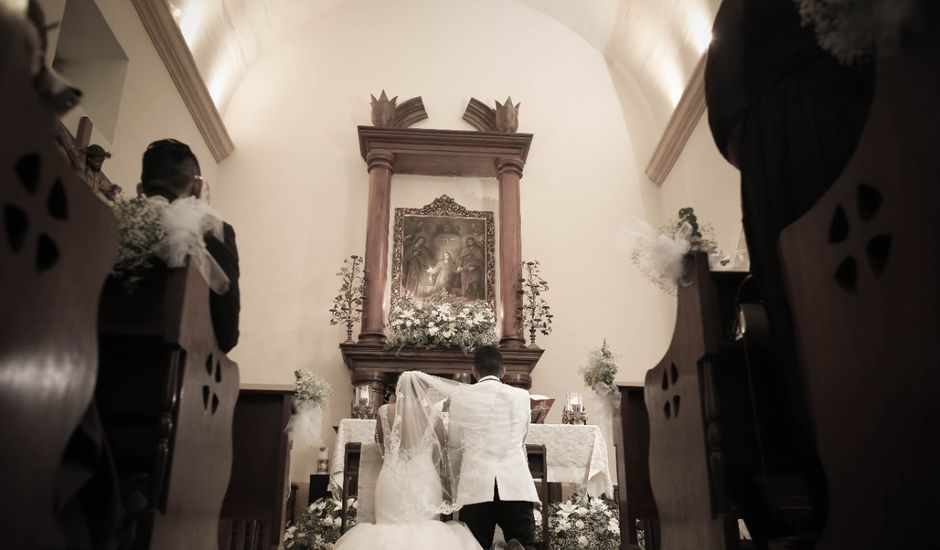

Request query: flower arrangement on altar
[
  {"left": 796, "top": 0, "right": 935, "bottom": 64},
  {"left": 386, "top": 291, "right": 497, "bottom": 352},
  {"left": 534, "top": 494, "right": 620, "bottom": 549},
  {"left": 630, "top": 207, "right": 723, "bottom": 295},
  {"left": 284, "top": 497, "right": 357, "bottom": 549},
  {"left": 285, "top": 369, "right": 333, "bottom": 449},
  {"left": 110, "top": 195, "right": 229, "bottom": 294}
]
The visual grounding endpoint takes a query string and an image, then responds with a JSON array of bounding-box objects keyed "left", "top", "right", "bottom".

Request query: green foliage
[
  {"left": 516, "top": 260, "right": 554, "bottom": 345},
  {"left": 329, "top": 255, "right": 365, "bottom": 340},
  {"left": 580, "top": 340, "right": 618, "bottom": 390}
]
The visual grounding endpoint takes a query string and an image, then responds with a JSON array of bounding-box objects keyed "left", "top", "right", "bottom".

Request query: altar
[{"left": 329, "top": 419, "right": 614, "bottom": 522}]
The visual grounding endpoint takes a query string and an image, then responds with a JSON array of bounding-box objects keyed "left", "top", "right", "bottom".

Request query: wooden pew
[
  {"left": 644, "top": 253, "right": 816, "bottom": 550},
  {"left": 778, "top": 31, "right": 940, "bottom": 550},
  {"left": 614, "top": 383, "right": 659, "bottom": 550},
  {"left": 644, "top": 254, "right": 743, "bottom": 550},
  {"left": 219, "top": 385, "right": 294, "bottom": 550},
  {"left": 0, "top": 16, "right": 118, "bottom": 549},
  {"left": 97, "top": 262, "right": 239, "bottom": 549}
]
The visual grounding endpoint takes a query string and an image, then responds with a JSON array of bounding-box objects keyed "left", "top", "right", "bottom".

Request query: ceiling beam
[
  {"left": 645, "top": 52, "right": 707, "bottom": 186},
  {"left": 132, "top": 0, "right": 234, "bottom": 162}
]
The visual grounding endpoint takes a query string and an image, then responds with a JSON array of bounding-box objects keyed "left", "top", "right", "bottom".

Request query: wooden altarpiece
[{"left": 340, "top": 96, "right": 543, "bottom": 404}]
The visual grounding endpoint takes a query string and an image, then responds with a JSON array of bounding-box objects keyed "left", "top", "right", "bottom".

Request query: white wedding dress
[{"left": 334, "top": 401, "right": 480, "bottom": 550}]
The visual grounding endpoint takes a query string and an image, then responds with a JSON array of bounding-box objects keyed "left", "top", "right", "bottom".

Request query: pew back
[
  {"left": 98, "top": 263, "right": 239, "bottom": 549},
  {"left": 0, "top": 18, "right": 117, "bottom": 548},
  {"left": 643, "top": 253, "right": 742, "bottom": 550},
  {"left": 778, "top": 32, "right": 940, "bottom": 549}
]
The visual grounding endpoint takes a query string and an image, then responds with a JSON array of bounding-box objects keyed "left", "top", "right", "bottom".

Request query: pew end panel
[
  {"left": 0, "top": 21, "right": 118, "bottom": 548},
  {"left": 778, "top": 31, "right": 940, "bottom": 549},
  {"left": 98, "top": 262, "right": 239, "bottom": 549}
]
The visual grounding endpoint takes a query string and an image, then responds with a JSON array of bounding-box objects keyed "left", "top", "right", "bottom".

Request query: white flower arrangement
[
  {"left": 110, "top": 195, "right": 228, "bottom": 294},
  {"left": 631, "top": 207, "right": 722, "bottom": 295},
  {"left": 580, "top": 340, "right": 618, "bottom": 393},
  {"left": 294, "top": 369, "right": 333, "bottom": 405},
  {"left": 386, "top": 292, "right": 497, "bottom": 352},
  {"left": 284, "top": 497, "right": 357, "bottom": 549},
  {"left": 796, "top": 0, "right": 934, "bottom": 64},
  {"left": 111, "top": 196, "right": 167, "bottom": 293},
  {"left": 286, "top": 370, "right": 333, "bottom": 449},
  {"left": 534, "top": 494, "right": 620, "bottom": 549}
]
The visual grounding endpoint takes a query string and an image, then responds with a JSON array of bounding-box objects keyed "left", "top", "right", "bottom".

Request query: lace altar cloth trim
[{"left": 330, "top": 420, "right": 615, "bottom": 513}]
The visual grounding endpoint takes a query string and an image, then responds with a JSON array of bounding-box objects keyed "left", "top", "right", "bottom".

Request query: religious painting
[{"left": 391, "top": 195, "right": 496, "bottom": 307}]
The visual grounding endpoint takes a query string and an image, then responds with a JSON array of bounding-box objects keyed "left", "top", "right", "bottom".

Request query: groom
[{"left": 449, "top": 346, "right": 539, "bottom": 550}]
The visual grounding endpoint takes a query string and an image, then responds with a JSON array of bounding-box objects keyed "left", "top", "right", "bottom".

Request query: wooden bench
[
  {"left": 778, "top": 31, "right": 940, "bottom": 549},
  {"left": 0, "top": 20, "right": 119, "bottom": 548},
  {"left": 644, "top": 253, "right": 815, "bottom": 549},
  {"left": 219, "top": 385, "right": 294, "bottom": 550},
  {"left": 97, "top": 262, "right": 239, "bottom": 549}
]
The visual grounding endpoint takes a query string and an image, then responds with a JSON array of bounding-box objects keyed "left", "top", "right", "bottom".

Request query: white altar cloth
[{"left": 329, "top": 419, "right": 614, "bottom": 521}]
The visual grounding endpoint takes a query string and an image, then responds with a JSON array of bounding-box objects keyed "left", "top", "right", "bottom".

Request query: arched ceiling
[{"left": 168, "top": 0, "right": 718, "bottom": 158}]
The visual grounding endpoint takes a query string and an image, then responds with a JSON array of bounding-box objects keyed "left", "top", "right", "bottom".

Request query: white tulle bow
[
  {"left": 286, "top": 399, "right": 325, "bottom": 448},
  {"left": 148, "top": 196, "right": 230, "bottom": 294}
]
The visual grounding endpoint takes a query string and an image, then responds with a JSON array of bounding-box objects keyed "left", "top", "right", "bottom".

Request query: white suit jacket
[{"left": 448, "top": 377, "right": 539, "bottom": 506}]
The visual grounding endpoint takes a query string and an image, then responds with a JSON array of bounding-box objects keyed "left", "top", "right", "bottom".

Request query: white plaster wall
[
  {"left": 43, "top": 0, "right": 218, "bottom": 193},
  {"left": 214, "top": 0, "right": 676, "bottom": 489}
]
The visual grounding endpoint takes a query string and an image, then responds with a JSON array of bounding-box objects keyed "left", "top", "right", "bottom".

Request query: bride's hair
[{"left": 473, "top": 346, "right": 503, "bottom": 378}]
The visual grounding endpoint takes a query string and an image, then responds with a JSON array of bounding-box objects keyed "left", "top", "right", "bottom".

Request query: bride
[{"left": 334, "top": 371, "right": 480, "bottom": 549}]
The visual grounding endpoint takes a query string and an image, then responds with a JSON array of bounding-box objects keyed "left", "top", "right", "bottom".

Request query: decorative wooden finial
[
  {"left": 370, "top": 90, "right": 397, "bottom": 127},
  {"left": 369, "top": 91, "right": 428, "bottom": 128},
  {"left": 462, "top": 96, "right": 520, "bottom": 133},
  {"left": 494, "top": 97, "right": 520, "bottom": 133}
]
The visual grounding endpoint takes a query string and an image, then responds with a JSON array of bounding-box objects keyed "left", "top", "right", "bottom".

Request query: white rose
[
  {"left": 604, "top": 510, "right": 613, "bottom": 517},
  {"left": 577, "top": 535, "right": 589, "bottom": 547},
  {"left": 576, "top": 506, "right": 589, "bottom": 515},
  {"left": 575, "top": 519, "right": 585, "bottom": 529},
  {"left": 322, "top": 516, "right": 334, "bottom": 527}
]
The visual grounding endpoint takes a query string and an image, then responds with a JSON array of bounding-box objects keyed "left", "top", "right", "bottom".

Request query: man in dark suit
[{"left": 137, "top": 139, "right": 240, "bottom": 352}]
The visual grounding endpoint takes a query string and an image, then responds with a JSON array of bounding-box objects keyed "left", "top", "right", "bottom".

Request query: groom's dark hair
[{"left": 473, "top": 345, "right": 503, "bottom": 378}]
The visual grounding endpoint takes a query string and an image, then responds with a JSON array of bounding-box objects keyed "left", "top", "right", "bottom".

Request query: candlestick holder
[
  {"left": 562, "top": 392, "right": 587, "bottom": 425},
  {"left": 316, "top": 446, "right": 329, "bottom": 473},
  {"left": 350, "top": 384, "right": 376, "bottom": 419}
]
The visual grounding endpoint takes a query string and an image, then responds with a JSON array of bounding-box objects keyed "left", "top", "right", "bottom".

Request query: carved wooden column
[
  {"left": 359, "top": 151, "right": 395, "bottom": 343},
  {"left": 497, "top": 157, "right": 525, "bottom": 348}
]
